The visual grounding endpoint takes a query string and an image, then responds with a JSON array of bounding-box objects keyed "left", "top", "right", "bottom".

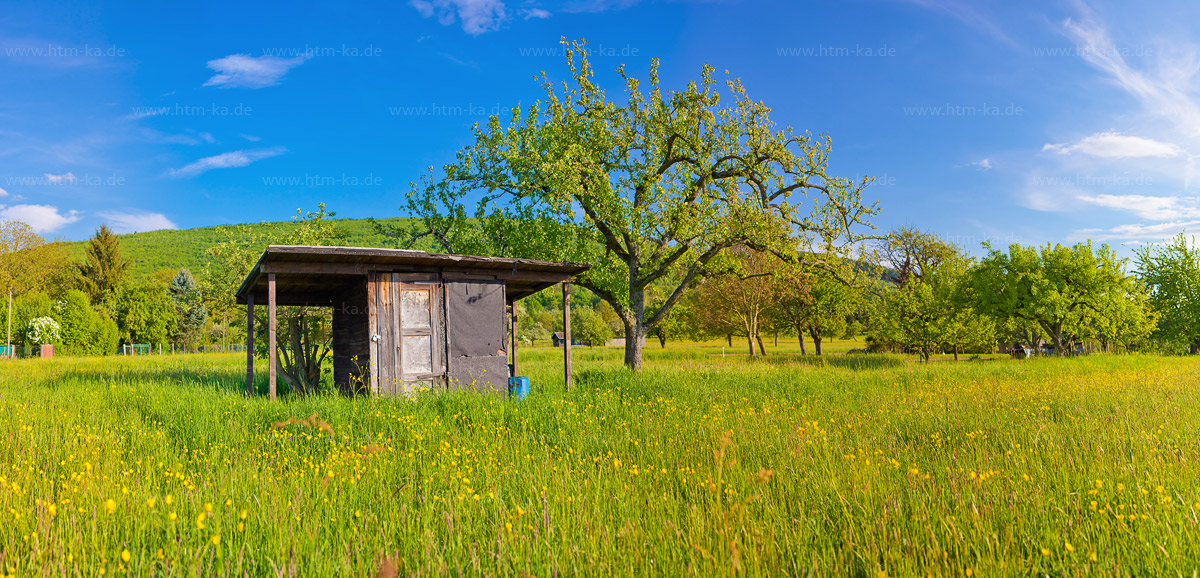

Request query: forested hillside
[{"left": 52, "top": 218, "right": 414, "bottom": 278}]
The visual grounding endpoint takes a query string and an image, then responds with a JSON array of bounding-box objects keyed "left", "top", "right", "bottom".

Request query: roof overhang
[{"left": 235, "top": 245, "right": 590, "bottom": 306}]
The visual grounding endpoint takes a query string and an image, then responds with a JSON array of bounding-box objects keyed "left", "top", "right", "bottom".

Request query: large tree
[
  {"left": 77, "top": 225, "right": 130, "bottom": 306},
  {"left": 1135, "top": 233, "right": 1200, "bottom": 353},
  {"left": 0, "top": 220, "right": 64, "bottom": 351},
  {"left": 970, "top": 242, "right": 1151, "bottom": 355},
  {"left": 389, "top": 39, "right": 877, "bottom": 370}
]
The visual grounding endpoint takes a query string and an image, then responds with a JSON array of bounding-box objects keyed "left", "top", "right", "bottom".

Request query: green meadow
[{"left": 0, "top": 348, "right": 1197, "bottom": 576}]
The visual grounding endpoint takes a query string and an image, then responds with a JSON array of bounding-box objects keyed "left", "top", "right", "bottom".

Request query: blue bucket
[{"left": 508, "top": 376, "right": 530, "bottom": 400}]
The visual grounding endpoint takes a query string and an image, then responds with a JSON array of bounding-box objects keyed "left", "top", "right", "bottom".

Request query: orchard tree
[
  {"left": 388, "top": 38, "right": 878, "bottom": 370},
  {"left": 772, "top": 266, "right": 862, "bottom": 355},
  {"left": 874, "top": 225, "right": 957, "bottom": 287},
  {"left": 873, "top": 250, "right": 994, "bottom": 361},
  {"left": 970, "top": 241, "right": 1149, "bottom": 355},
  {"left": 692, "top": 249, "right": 779, "bottom": 356},
  {"left": 1135, "top": 233, "right": 1200, "bottom": 352}
]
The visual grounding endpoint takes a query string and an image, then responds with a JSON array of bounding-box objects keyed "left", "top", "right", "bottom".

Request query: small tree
[
  {"left": 571, "top": 306, "right": 612, "bottom": 346},
  {"left": 208, "top": 204, "right": 346, "bottom": 396},
  {"left": 53, "top": 290, "right": 119, "bottom": 356},
  {"left": 116, "top": 281, "right": 178, "bottom": 347},
  {"left": 169, "top": 268, "right": 208, "bottom": 350},
  {"left": 693, "top": 249, "right": 779, "bottom": 355}
]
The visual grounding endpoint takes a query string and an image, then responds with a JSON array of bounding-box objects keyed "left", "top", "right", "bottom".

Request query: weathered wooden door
[{"left": 369, "top": 272, "right": 444, "bottom": 396}]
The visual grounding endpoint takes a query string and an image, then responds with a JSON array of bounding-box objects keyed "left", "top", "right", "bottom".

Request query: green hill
[{"left": 54, "top": 218, "right": 417, "bottom": 278}]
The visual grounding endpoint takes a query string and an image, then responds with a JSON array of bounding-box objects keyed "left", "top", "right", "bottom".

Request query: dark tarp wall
[{"left": 445, "top": 280, "right": 507, "bottom": 393}]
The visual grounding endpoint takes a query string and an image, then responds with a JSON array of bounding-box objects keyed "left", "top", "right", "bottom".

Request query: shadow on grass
[{"left": 749, "top": 353, "right": 905, "bottom": 370}]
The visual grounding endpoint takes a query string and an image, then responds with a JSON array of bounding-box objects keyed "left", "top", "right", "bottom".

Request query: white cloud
[
  {"left": 0, "top": 204, "right": 81, "bottom": 233},
  {"left": 239, "top": 133, "right": 261, "bottom": 142},
  {"left": 410, "top": 0, "right": 507, "bottom": 35},
  {"left": 970, "top": 158, "right": 992, "bottom": 170},
  {"left": 1043, "top": 131, "right": 1183, "bottom": 158},
  {"left": 524, "top": 8, "right": 551, "bottom": 19},
  {"left": 43, "top": 172, "right": 76, "bottom": 184},
  {"left": 0, "top": 187, "right": 7, "bottom": 198},
  {"left": 98, "top": 211, "right": 178, "bottom": 234},
  {"left": 198, "top": 132, "right": 216, "bottom": 144},
  {"left": 203, "top": 54, "right": 309, "bottom": 89},
  {"left": 168, "top": 147, "right": 286, "bottom": 177},
  {"left": 1076, "top": 193, "right": 1200, "bottom": 221},
  {"left": 1073, "top": 220, "right": 1200, "bottom": 242}
]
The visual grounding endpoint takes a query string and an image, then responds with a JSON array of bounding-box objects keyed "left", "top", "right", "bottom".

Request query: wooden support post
[
  {"left": 268, "top": 273, "right": 277, "bottom": 402},
  {"left": 246, "top": 294, "right": 254, "bottom": 394},
  {"left": 511, "top": 303, "right": 519, "bottom": 377},
  {"left": 562, "top": 282, "right": 572, "bottom": 391}
]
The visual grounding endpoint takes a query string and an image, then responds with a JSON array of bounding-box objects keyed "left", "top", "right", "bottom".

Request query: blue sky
[{"left": 2, "top": 0, "right": 1198, "bottom": 254}]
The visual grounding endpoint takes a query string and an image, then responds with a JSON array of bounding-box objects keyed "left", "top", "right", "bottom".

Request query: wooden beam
[
  {"left": 268, "top": 273, "right": 277, "bottom": 402},
  {"left": 246, "top": 294, "right": 254, "bottom": 395},
  {"left": 562, "top": 282, "right": 572, "bottom": 391}
]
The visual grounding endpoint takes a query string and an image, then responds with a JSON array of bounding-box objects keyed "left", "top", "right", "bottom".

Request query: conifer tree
[{"left": 77, "top": 225, "right": 130, "bottom": 305}]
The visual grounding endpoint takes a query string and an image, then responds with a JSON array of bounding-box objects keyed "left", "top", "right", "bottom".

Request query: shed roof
[{"left": 236, "top": 245, "right": 589, "bottom": 306}]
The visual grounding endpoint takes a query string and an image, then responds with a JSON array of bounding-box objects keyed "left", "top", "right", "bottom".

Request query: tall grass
[{"left": 0, "top": 349, "right": 1197, "bottom": 575}]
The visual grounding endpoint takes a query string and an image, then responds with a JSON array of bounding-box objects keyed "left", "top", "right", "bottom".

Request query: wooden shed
[{"left": 235, "top": 246, "right": 589, "bottom": 399}]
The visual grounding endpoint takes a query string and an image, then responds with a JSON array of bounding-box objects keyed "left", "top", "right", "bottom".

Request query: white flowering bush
[{"left": 27, "top": 316, "right": 60, "bottom": 346}]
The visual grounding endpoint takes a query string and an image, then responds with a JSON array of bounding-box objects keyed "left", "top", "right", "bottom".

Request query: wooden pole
[
  {"left": 511, "top": 303, "right": 519, "bottom": 377},
  {"left": 268, "top": 273, "right": 278, "bottom": 402},
  {"left": 562, "top": 282, "right": 572, "bottom": 391},
  {"left": 246, "top": 294, "right": 254, "bottom": 395}
]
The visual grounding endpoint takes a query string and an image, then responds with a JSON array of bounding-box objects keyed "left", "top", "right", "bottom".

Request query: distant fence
[{"left": 122, "top": 343, "right": 247, "bottom": 355}]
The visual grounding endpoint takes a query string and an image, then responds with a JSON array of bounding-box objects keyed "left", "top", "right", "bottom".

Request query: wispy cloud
[
  {"left": 892, "top": 0, "right": 1018, "bottom": 48},
  {"left": 523, "top": 7, "right": 551, "bottom": 19},
  {"left": 99, "top": 210, "right": 178, "bottom": 233},
  {"left": 410, "top": 0, "right": 507, "bottom": 35},
  {"left": 0, "top": 187, "right": 8, "bottom": 198},
  {"left": 1073, "top": 220, "right": 1200, "bottom": 242},
  {"left": 970, "top": 158, "right": 993, "bottom": 170},
  {"left": 1077, "top": 193, "right": 1200, "bottom": 221},
  {"left": 0, "top": 204, "right": 81, "bottom": 233},
  {"left": 203, "top": 54, "right": 309, "bottom": 89},
  {"left": 168, "top": 147, "right": 286, "bottom": 177},
  {"left": 43, "top": 172, "right": 76, "bottom": 184},
  {"left": 1043, "top": 131, "right": 1183, "bottom": 158}
]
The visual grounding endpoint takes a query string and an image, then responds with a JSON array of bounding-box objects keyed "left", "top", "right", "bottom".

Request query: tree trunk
[
  {"left": 756, "top": 334, "right": 767, "bottom": 357},
  {"left": 812, "top": 330, "right": 823, "bottom": 356},
  {"left": 623, "top": 321, "right": 645, "bottom": 370},
  {"left": 657, "top": 332, "right": 666, "bottom": 348},
  {"left": 797, "top": 324, "right": 806, "bottom": 355},
  {"left": 774, "top": 331, "right": 778, "bottom": 347},
  {"left": 747, "top": 334, "right": 755, "bottom": 356},
  {"left": 727, "top": 334, "right": 732, "bottom": 346},
  {"left": 953, "top": 344, "right": 959, "bottom": 362}
]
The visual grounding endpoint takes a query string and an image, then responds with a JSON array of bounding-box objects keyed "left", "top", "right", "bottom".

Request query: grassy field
[{"left": 0, "top": 347, "right": 1198, "bottom": 576}]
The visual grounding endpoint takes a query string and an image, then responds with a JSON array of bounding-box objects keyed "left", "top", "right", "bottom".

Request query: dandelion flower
[
  {"left": 146, "top": 498, "right": 156, "bottom": 509},
  {"left": 121, "top": 550, "right": 130, "bottom": 562},
  {"left": 104, "top": 499, "right": 117, "bottom": 514},
  {"left": 211, "top": 535, "right": 221, "bottom": 546},
  {"left": 1065, "top": 542, "right": 1075, "bottom": 553}
]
